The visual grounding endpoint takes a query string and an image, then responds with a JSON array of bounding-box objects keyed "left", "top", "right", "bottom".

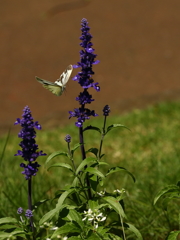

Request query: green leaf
[
  {"left": 51, "top": 223, "right": 81, "bottom": 238},
  {"left": 75, "top": 157, "right": 97, "bottom": 175},
  {"left": 106, "top": 233, "right": 123, "bottom": 240},
  {"left": 68, "top": 237, "right": 82, "bottom": 240},
  {"left": 72, "top": 176, "right": 79, "bottom": 187},
  {"left": 167, "top": 230, "right": 180, "bottom": 240},
  {"left": 56, "top": 188, "right": 76, "bottom": 211},
  {"left": 0, "top": 217, "right": 17, "bottom": 225},
  {"left": 45, "top": 151, "right": 68, "bottom": 165},
  {"left": 86, "top": 148, "right": 99, "bottom": 157},
  {"left": 72, "top": 143, "right": 81, "bottom": 151},
  {"left": 154, "top": 185, "right": 180, "bottom": 205},
  {"left": 0, "top": 230, "right": 26, "bottom": 239},
  {"left": 33, "top": 199, "right": 49, "bottom": 209},
  {"left": 84, "top": 167, "right": 105, "bottom": 179},
  {"left": 95, "top": 226, "right": 109, "bottom": 236},
  {"left": 86, "top": 231, "right": 102, "bottom": 239},
  {"left": 126, "top": 222, "right": 143, "bottom": 240},
  {"left": 89, "top": 175, "right": 99, "bottom": 192},
  {"left": 106, "top": 124, "right": 130, "bottom": 134},
  {"left": 66, "top": 209, "right": 84, "bottom": 229},
  {"left": 0, "top": 232, "right": 12, "bottom": 240},
  {"left": 106, "top": 167, "right": 135, "bottom": 182},
  {"left": 177, "top": 181, "right": 180, "bottom": 187},
  {"left": 88, "top": 200, "right": 99, "bottom": 210},
  {"left": 47, "top": 163, "right": 73, "bottom": 172},
  {"left": 0, "top": 224, "right": 17, "bottom": 230},
  {"left": 83, "top": 125, "right": 101, "bottom": 133},
  {"left": 71, "top": 143, "right": 82, "bottom": 156},
  {"left": 100, "top": 154, "right": 105, "bottom": 159},
  {"left": 98, "top": 161, "right": 109, "bottom": 166},
  {"left": 103, "top": 196, "right": 126, "bottom": 218},
  {"left": 39, "top": 208, "right": 57, "bottom": 225}
]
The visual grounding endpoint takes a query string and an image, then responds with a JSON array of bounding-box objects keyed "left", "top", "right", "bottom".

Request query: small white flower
[
  {"left": 20, "top": 216, "right": 25, "bottom": 223},
  {"left": 113, "top": 188, "right": 126, "bottom": 194},
  {"left": 51, "top": 226, "right": 58, "bottom": 230},
  {"left": 97, "top": 190, "right": 105, "bottom": 197},
  {"left": 82, "top": 208, "right": 106, "bottom": 229},
  {"left": 63, "top": 237, "right": 68, "bottom": 240}
]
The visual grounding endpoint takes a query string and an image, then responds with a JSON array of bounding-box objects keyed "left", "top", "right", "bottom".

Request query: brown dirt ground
[{"left": 1, "top": 0, "right": 180, "bottom": 135}]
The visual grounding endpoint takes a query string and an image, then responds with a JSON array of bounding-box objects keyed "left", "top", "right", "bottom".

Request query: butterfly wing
[
  {"left": 57, "top": 65, "right": 73, "bottom": 86},
  {"left": 35, "top": 65, "right": 73, "bottom": 96},
  {"left": 35, "top": 76, "right": 62, "bottom": 96}
]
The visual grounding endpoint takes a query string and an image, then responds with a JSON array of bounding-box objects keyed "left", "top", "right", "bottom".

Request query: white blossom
[
  {"left": 97, "top": 190, "right": 105, "bottom": 197},
  {"left": 82, "top": 208, "right": 106, "bottom": 229},
  {"left": 113, "top": 188, "right": 126, "bottom": 194}
]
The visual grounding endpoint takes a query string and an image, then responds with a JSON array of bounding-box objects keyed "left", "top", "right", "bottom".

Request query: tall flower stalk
[
  {"left": 15, "top": 106, "right": 46, "bottom": 232},
  {"left": 69, "top": 18, "right": 100, "bottom": 199},
  {"left": 98, "top": 105, "right": 111, "bottom": 160}
]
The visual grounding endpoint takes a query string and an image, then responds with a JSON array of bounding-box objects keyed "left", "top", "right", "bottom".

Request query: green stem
[
  {"left": 98, "top": 115, "right": 107, "bottom": 160},
  {"left": 67, "top": 142, "right": 76, "bottom": 172},
  {"left": 119, "top": 214, "right": 126, "bottom": 240}
]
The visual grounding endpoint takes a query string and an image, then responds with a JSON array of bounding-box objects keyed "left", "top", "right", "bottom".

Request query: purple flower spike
[
  {"left": 17, "top": 207, "right": 24, "bottom": 214},
  {"left": 65, "top": 134, "right": 71, "bottom": 143},
  {"left": 69, "top": 18, "right": 100, "bottom": 127},
  {"left": 15, "top": 106, "right": 46, "bottom": 179},
  {"left": 25, "top": 209, "right": 33, "bottom": 219},
  {"left": 103, "top": 105, "right": 110, "bottom": 116}
]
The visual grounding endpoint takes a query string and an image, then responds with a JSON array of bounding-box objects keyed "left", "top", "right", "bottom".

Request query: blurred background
[{"left": 1, "top": 0, "right": 180, "bottom": 134}]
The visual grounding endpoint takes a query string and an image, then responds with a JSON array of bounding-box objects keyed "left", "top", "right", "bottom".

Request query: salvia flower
[
  {"left": 17, "top": 207, "right": 24, "bottom": 214},
  {"left": 64, "top": 134, "right": 71, "bottom": 143},
  {"left": 69, "top": 18, "right": 100, "bottom": 127},
  {"left": 103, "top": 105, "right": 110, "bottom": 116},
  {"left": 69, "top": 108, "right": 98, "bottom": 128},
  {"left": 25, "top": 209, "right": 33, "bottom": 219},
  {"left": 15, "top": 106, "right": 46, "bottom": 179}
]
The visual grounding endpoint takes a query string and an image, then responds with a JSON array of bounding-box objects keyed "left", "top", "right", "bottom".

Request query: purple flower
[
  {"left": 25, "top": 209, "right": 33, "bottom": 219},
  {"left": 70, "top": 18, "right": 100, "bottom": 127},
  {"left": 15, "top": 106, "right": 46, "bottom": 179},
  {"left": 76, "top": 91, "right": 94, "bottom": 105},
  {"left": 20, "top": 162, "right": 41, "bottom": 180},
  {"left": 17, "top": 207, "right": 24, "bottom": 214},
  {"left": 103, "top": 105, "right": 110, "bottom": 116},
  {"left": 69, "top": 107, "right": 98, "bottom": 128},
  {"left": 64, "top": 134, "right": 71, "bottom": 143}
]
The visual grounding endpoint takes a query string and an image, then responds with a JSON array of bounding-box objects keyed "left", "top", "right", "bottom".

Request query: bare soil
[{"left": 1, "top": 0, "right": 180, "bottom": 134}]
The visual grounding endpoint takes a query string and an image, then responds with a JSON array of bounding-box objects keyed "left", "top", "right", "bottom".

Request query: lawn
[{"left": 0, "top": 100, "right": 180, "bottom": 239}]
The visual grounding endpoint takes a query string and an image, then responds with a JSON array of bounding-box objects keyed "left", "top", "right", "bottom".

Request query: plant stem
[
  {"left": 98, "top": 115, "right": 107, "bottom": 160},
  {"left": 79, "top": 126, "right": 92, "bottom": 199},
  {"left": 28, "top": 179, "right": 34, "bottom": 234},
  {"left": 67, "top": 142, "right": 88, "bottom": 202},
  {"left": 67, "top": 142, "right": 76, "bottom": 171},
  {"left": 119, "top": 214, "right": 126, "bottom": 240}
]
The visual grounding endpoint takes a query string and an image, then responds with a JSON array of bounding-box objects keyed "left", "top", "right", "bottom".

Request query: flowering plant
[
  {"left": 0, "top": 19, "right": 142, "bottom": 240},
  {"left": 41, "top": 18, "right": 141, "bottom": 240}
]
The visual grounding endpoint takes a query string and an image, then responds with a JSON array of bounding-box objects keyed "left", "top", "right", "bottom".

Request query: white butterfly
[{"left": 35, "top": 65, "right": 73, "bottom": 96}]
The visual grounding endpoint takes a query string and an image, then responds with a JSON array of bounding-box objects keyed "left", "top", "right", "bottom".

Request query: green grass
[{"left": 1, "top": 100, "right": 180, "bottom": 239}]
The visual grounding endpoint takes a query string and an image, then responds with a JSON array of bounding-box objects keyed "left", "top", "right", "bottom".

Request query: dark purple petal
[
  {"left": 103, "top": 105, "right": 111, "bottom": 116},
  {"left": 69, "top": 19, "right": 99, "bottom": 127},
  {"left": 14, "top": 118, "right": 21, "bottom": 125},
  {"left": 25, "top": 209, "right": 33, "bottom": 219},
  {"left": 17, "top": 207, "right": 24, "bottom": 214},
  {"left": 15, "top": 106, "right": 46, "bottom": 179},
  {"left": 64, "top": 134, "right": 71, "bottom": 143}
]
